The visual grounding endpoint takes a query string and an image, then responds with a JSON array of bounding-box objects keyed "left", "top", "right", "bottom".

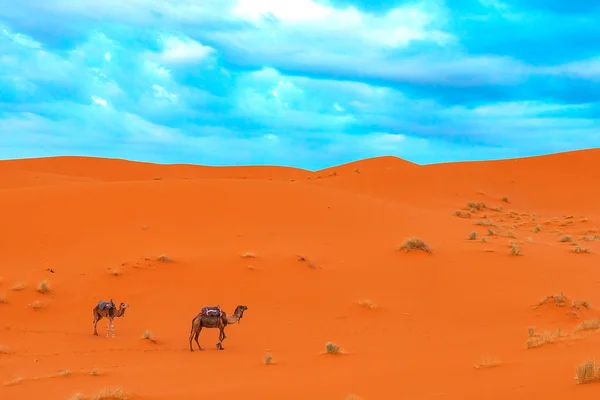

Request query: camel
[
  {"left": 189, "top": 305, "right": 248, "bottom": 351},
  {"left": 92, "top": 299, "right": 129, "bottom": 337}
]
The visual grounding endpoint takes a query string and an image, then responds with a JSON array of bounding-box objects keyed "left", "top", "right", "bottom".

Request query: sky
[{"left": 0, "top": 0, "right": 599, "bottom": 170}]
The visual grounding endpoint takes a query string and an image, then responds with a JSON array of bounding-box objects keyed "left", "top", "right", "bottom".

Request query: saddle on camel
[{"left": 200, "top": 305, "right": 224, "bottom": 318}]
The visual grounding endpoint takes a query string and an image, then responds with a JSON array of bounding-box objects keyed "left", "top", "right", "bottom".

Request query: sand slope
[{"left": 1, "top": 151, "right": 600, "bottom": 400}]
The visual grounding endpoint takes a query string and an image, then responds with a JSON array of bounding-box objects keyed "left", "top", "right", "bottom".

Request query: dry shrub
[
  {"left": 468, "top": 232, "right": 477, "bottom": 240},
  {"left": 398, "top": 237, "right": 432, "bottom": 253},
  {"left": 92, "top": 387, "right": 129, "bottom": 400},
  {"left": 575, "top": 319, "right": 600, "bottom": 332},
  {"left": 533, "top": 293, "right": 567, "bottom": 309},
  {"left": 474, "top": 357, "right": 501, "bottom": 369},
  {"left": 572, "top": 245, "right": 591, "bottom": 254},
  {"left": 572, "top": 300, "right": 591, "bottom": 309},
  {"left": 11, "top": 283, "right": 25, "bottom": 291},
  {"left": 581, "top": 235, "right": 600, "bottom": 241},
  {"left": 509, "top": 242, "right": 521, "bottom": 256},
  {"left": 476, "top": 219, "right": 496, "bottom": 227},
  {"left": 355, "top": 299, "right": 379, "bottom": 310},
  {"left": 560, "top": 235, "right": 573, "bottom": 242},
  {"left": 575, "top": 359, "right": 600, "bottom": 385},
  {"left": 37, "top": 280, "right": 50, "bottom": 294},
  {"left": 156, "top": 254, "right": 171, "bottom": 262},
  {"left": 324, "top": 342, "right": 342, "bottom": 354},
  {"left": 526, "top": 329, "right": 560, "bottom": 349},
  {"left": 532, "top": 224, "right": 541, "bottom": 233},
  {"left": 467, "top": 201, "right": 486, "bottom": 210},
  {"left": 263, "top": 352, "right": 273, "bottom": 365},
  {"left": 90, "top": 368, "right": 100, "bottom": 376},
  {"left": 28, "top": 300, "right": 46, "bottom": 310},
  {"left": 141, "top": 330, "right": 157, "bottom": 343},
  {"left": 240, "top": 252, "right": 257, "bottom": 258},
  {"left": 453, "top": 210, "right": 472, "bottom": 218},
  {"left": 58, "top": 369, "right": 70, "bottom": 377}
]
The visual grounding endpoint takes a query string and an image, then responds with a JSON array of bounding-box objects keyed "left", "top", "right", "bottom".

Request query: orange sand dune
[{"left": 1, "top": 150, "right": 600, "bottom": 400}]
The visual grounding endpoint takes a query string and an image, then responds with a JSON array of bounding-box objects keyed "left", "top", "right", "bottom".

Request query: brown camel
[
  {"left": 92, "top": 299, "right": 129, "bottom": 337},
  {"left": 189, "top": 305, "right": 248, "bottom": 351}
]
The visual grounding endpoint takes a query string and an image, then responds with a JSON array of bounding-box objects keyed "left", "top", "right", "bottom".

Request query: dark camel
[
  {"left": 189, "top": 305, "right": 248, "bottom": 351},
  {"left": 92, "top": 299, "right": 129, "bottom": 337}
]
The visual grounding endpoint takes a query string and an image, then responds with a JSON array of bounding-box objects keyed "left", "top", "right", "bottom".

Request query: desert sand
[{"left": 1, "top": 150, "right": 600, "bottom": 399}]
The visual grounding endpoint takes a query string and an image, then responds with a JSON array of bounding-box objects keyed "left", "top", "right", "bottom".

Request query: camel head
[
  {"left": 119, "top": 303, "right": 129, "bottom": 309},
  {"left": 234, "top": 305, "right": 248, "bottom": 323}
]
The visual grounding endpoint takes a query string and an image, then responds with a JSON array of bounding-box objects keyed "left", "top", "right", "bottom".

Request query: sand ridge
[{"left": 1, "top": 150, "right": 600, "bottom": 399}]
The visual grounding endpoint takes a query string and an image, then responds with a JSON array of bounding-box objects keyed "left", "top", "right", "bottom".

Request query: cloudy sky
[{"left": 1, "top": 0, "right": 599, "bottom": 170}]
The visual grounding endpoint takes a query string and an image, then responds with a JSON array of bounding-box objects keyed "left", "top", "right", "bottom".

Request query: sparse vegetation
[
  {"left": 90, "top": 368, "right": 100, "bottom": 376},
  {"left": 240, "top": 252, "right": 257, "bottom": 258},
  {"left": 355, "top": 299, "right": 379, "bottom": 309},
  {"left": 91, "top": 387, "right": 129, "bottom": 400},
  {"left": 474, "top": 357, "right": 501, "bottom": 369},
  {"left": 263, "top": 352, "right": 273, "bottom": 365},
  {"left": 467, "top": 201, "right": 486, "bottom": 210},
  {"left": 572, "top": 245, "right": 591, "bottom": 254},
  {"left": 501, "top": 196, "right": 509, "bottom": 203},
  {"left": 526, "top": 330, "right": 559, "bottom": 349},
  {"left": 453, "top": 210, "right": 472, "bottom": 218},
  {"left": 481, "top": 237, "right": 487, "bottom": 242},
  {"left": 507, "top": 231, "right": 516, "bottom": 238},
  {"left": 581, "top": 235, "right": 600, "bottom": 241},
  {"left": 532, "top": 224, "right": 542, "bottom": 233},
  {"left": 398, "top": 237, "right": 432, "bottom": 253},
  {"left": 468, "top": 232, "right": 477, "bottom": 240},
  {"left": 487, "top": 228, "right": 496, "bottom": 236},
  {"left": 476, "top": 219, "right": 496, "bottom": 227},
  {"left": 156, "top": 254, "right": 171, "bottom": 262},
  {"left": 575, "top": 319, "right": 600, "bottom": 332},
  {"left": 572, "top": 300, "right": 590, "bottom": 309},
  {"left": 28, "top": 300, "right": 46, "bottom": 310},
  {"left": 528, "top": 327, "right": 535, "bottom": 337},
  {"left": 141, "top": 330, "right": 156, "bottom": 343},
  {"left": 575, "top": 359, "right": 600, "bottom": 385},
  {"left": 533, "top": 293, "right": 567, "bottom": 309},
  {"left": 58, "top": 369, "right": 71, "bottom": 377},
  {"left": 324, "top": 342, "right": 342, "bottom": 354},
  {"left": 37, "top": 280, "right": 50, "bottom": 294},
  {"left": 11, "top": 283, "right": 25, "bottom": 291},
  {"left": 560, "top": 235, "right": 573, "bottom": 243},
  {"left": 509, "top": 242, "right": 522, "bottom": 256}
]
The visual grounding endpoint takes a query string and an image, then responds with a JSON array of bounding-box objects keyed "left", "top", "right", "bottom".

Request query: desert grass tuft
[
  {"left": 475, "top": 219, "right": 496, "bottom": 227},
  {"left": 355, "top": 299, "right": 379, "bottom": 310},
  {"left": 581, "top": 235, "right": 600, "bottom": 241},
  {"left": 533, "top": 292, "right": 568, "bottom": 309},
  {"left": 528, "top": 327, "right": 535, "bottom": 337},
  {"left": 37, "top": 280, "right": 50, "bottom": 294},
  {"left": 526, "top": 330, "right": 558, "bottom": 349},
  {"left": 467, "top": 201, "right": 486, "bottom": 210},
  {"left": 398, "top": 237, "right": 432, "bottom": 253},
  {"left": 468, "top": 231, "right": 477, "bottom": 240},
  {"left": 27, "top": 300, "right": 46, "bottom": 310},
  {"left": 501, "top": 196, "right": 510, "bottom": 203},
  {"left": 11, "top": 283, "right": 25, "bottom": 291},
  {"left": 141, "top": 330, "right": 156, "bottom": 343},
  {"left": 481, "top": 236, "right": 487, "bottom": 242},
  {"left": 572, "top": 300, "right": 591, "bottom": 309},
  {"left": 575, "top": 359, "right": 600, "bottom": 384},
  {"left": 263, "top": 352, "right": 273, "bottom": 365},
  {"left": 240, "top": 252, "right": 257, "bottom": 258},
  {"left": 559, "top": 235, "right": 573, "bottom": 243},
  {"left": 156, "top": 254, "right": 171, "bottom": 262},
  {"left": 572, "top": 245, "right": 591, "bottom": 254},
  {"left": 92, "top": 387, "right": 130, "bottom": 400},
  {"left": 532, "top": 224, "right": 541, "bottom": 233},
  {"left": 453, "top": 210, "right": 472, "bottom": 218},
  {"left": 575, "top": 319, "right": 600, "bottom": 332},
  {"left": 90, "top": 368, "right": 100, "bottom": 376},
  {"left": 58, "top": 369, "right": 71, "bottom": 377},
  {"left": 474, "top": 357, "right": 501, "bottom": 369},
  {"left": 509, "top": 242, "right": 522, "bottom": 256},
  {"left": 324, "top": 342, "right": 343, "bottom": 355}
]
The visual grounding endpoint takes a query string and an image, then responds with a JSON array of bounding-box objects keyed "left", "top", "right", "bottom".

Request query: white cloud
[
  {"left": 154, "top": 35, "right": 215, "bottom": 64},
  {"left": 91, "top": 96, "right": 108, "bottom": 107}
]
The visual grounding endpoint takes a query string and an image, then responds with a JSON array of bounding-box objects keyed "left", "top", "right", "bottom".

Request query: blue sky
[{"left": 0, "top": 0, "right": 599, "bottom": 170}]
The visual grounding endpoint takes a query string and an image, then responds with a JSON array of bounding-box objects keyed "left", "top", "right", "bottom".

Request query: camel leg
[
  {"left": 194, "top": 327, "right": 203, "bottom": 351},
  {"left": 93, "top": 314, "right": 102, "bottom": 336},
  {"left": 216, "top": 328, "right": 226, "bottom": 350},
  {"left": 106, "top": 317, "right": 114, "bottom": 338}
]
